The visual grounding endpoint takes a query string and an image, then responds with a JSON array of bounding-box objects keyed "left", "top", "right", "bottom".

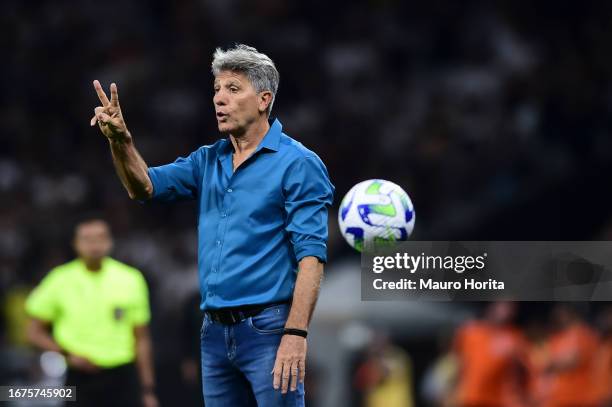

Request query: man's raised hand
[{"left": 91, "top": 80, "right": 130, "bottom": 142}]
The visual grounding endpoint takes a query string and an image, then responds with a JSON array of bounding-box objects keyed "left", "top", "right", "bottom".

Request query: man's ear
[{"left": 259, "top": 91, "right": 273, "bottom": 113}]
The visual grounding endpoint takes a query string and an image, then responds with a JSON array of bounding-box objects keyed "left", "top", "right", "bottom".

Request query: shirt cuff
[
  {"left": 294, "top": 241, "right": 327, "bottom": 263},
  {"left": 137, "top": 168, "right": 159, "bottom": 204},
  {"left": 147, "top": 167, "right": 160, "bottom": 199}
]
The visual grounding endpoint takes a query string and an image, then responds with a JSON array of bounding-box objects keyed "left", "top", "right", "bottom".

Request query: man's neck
[
  {"left": 82, "top": 258, "right": 103, "bottom": 272},
  {"left": 230, "top": 117, "right": 270, "bottom": 155}
]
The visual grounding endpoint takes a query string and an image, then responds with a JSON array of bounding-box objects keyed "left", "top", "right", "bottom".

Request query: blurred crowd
[
  {"left": 2, "top": 0, "right": 612, "bottom": 405},
  {"left": 353, "top": 302, "right": 612, "bottom": 407}
]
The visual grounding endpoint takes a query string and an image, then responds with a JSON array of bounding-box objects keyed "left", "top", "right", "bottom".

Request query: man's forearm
[
  {"left": 109, "top": 136, "right": 153, "bottom": 200},
  {"left": 26, "top": 319, "right": 64, "bottom": 354},
  {"left": 134, "top": 326, "right": 156, "bottom": 391},
  {"left": 285, "top": 256, "right": 324, "bottom": 330}
]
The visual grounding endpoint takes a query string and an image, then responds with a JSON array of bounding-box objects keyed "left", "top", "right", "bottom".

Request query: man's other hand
[
  {"left": 66, "top": 354, "right": 100, "bottom": 373},
  {"left": 272, "top": 334, "right": 306, "bottom": 394}
]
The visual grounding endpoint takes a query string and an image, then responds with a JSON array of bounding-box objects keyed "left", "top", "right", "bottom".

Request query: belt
[{"left": 206, "top": 301, "right": 289, "bottom": 325}]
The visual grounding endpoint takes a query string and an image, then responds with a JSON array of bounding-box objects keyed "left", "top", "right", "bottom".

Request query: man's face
[
  {"left": 73, "top": 220, "right": 113, "bottom": 262},
  {"left": 213, "top": 70, "right": 269, "bottom": 135}
]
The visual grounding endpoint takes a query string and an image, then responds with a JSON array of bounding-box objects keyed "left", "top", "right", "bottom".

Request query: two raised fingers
[
  {"left": 93, "top": 80, "right": 119, "bottom": 107},
  {"left": 91, "top": 80, "right": 120, "bottom": 126}
]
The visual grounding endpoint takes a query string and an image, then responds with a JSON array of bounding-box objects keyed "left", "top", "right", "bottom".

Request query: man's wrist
[{"left": 108, "top": 132, "right": 133, "bottom": 146}]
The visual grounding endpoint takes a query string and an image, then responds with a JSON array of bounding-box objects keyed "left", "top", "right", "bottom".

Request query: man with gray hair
[{"left": 90, "top": 44, "right": 334, "bottom": 406}]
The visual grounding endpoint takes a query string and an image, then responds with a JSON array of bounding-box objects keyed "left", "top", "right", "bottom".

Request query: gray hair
[{"left": 211, "top": 44, "right": 279, "bottom": 115}]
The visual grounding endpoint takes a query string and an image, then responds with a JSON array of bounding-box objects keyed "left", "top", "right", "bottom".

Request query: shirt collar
[
  {"left": 258, "top": 118, "right": 282, "bottom": 152},
  {"left": 218, "top": 118, "right": 282, "bottom": 158}
]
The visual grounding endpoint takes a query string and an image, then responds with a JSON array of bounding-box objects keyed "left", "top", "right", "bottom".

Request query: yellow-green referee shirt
[{"left": 25, "top": 257, "right": 151, "bottom": 368}]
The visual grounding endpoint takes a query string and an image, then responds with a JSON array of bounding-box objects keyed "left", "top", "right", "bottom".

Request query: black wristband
[{"left": 283, "top": 328, "right": 307, "bottom": 338}]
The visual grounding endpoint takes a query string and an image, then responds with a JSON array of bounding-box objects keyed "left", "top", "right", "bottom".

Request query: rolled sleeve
[
  {"left": 293, "top": 241, "right": 328, "bottom": 263},
  {"left": 284, "top": 155, "right": 335, "bottom": 263},
  {"left": 147, "top": 148, "right": 201, "bottom": 202}
]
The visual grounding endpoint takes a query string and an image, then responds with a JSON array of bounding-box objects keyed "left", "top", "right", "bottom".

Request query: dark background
[{"left": 1, "top": 1, "right": 612, "bottom": 406}]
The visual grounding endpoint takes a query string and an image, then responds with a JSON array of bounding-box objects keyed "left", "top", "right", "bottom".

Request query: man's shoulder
[
  {"left": 104, "top": 257, "right": 143, "bottom": 277},
  {"left": 104, "top": 258, "right": 150, "bottom": 293},
  {"left": 33, "top": 259, "right": 81, "bottom": 289},
  {"left": 278, "top": 132, "right": 322, "bottom": 163},
  {"left": 47, "top": 259, "right": 80, "bottom": 277}
]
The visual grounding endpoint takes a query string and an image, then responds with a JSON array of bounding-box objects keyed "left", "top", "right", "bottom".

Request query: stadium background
[{"left": 1, "top": 0, "right": 612, "bottom": 406}]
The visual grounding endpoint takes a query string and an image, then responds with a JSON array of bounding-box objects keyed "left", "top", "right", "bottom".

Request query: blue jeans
[{"left": 200, "top": 303, "right": 305, "bottom": 406}]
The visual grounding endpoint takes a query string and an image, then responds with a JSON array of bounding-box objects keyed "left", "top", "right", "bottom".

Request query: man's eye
[{"left": 230, "top": 87, "right": 238, "bottom": 93}]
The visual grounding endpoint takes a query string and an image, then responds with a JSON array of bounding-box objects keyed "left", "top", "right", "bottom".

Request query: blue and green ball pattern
[{"left": 339, "top": 179, "right": 415, "bottom": 252}]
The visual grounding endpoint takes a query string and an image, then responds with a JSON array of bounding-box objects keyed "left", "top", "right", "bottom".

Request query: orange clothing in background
[
  {"left": 526, "top": 340, "right": 550, "bottom": 407},
  {"left": 595, "top": 337, "right": 612, "bottom": 405},
  {"left": 453, "top": 321, "right": 529, "bottom": 407},
  {"left": 544, "top": 323, "right": 601, "bottom": 407}
]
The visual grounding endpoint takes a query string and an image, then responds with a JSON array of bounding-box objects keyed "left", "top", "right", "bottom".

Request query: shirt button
[
  {"left": 211, "top": 268, "right": 217, "bottom": 273},
  {"left": 221, "top": 212, "right": 227, "bottom": 218},
  {"left": 216, "top": 240, "right": 221, "bottom": 246},
  {"left": 227, "top": 188, "right": 233, "bottom": 193}
]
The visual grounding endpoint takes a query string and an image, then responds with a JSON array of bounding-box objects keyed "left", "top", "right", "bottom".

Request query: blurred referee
[
  {"left": 91, "top": 44, "right": 334, "bottom": 406},
  {"left": 25, "top": 218, "right": 158, "bottom": 407}
]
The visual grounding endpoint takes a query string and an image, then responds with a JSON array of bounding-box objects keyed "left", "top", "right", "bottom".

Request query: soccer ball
[{"left": 338, "top": 179, "right": 415, "bottom": 252}]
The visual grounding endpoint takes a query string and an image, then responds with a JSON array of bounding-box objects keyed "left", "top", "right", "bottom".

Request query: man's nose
[{"left": 214, "top": 91, "right": 227, "bottom": 106}]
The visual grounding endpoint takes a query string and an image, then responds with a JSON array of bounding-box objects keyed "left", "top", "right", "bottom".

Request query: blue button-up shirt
[{"left": 147, "top": 119, "right": 334, "bottom": 310}]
